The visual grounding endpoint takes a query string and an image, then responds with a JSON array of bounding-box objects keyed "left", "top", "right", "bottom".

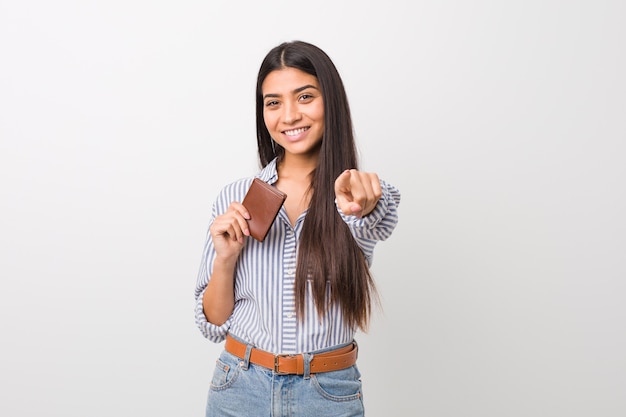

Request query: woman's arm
[
  {"left": 335, "top": 170, "right": 401, "bottom": 264},
  {"left": 201, "top": 201, "right": 250, "bottom": 325},
  {"left": 195, "top": 196, "right": 251, "bottom": 340},
  {"left": 202, "top": 256, "right": 237, "bottom": 325}
]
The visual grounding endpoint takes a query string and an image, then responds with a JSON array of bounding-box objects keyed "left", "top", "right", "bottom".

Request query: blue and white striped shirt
[{"left": 195, "top": 159, "right": 401, "bottom": 354}]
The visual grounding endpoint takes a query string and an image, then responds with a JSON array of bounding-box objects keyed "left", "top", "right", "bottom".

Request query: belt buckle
[{"left": 273, "top": 354, "right": 289, "bottom": 374}]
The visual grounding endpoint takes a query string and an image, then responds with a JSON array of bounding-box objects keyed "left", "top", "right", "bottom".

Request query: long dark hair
[{"left": 255, "top": 40, "right": 377, "bottom": 331}]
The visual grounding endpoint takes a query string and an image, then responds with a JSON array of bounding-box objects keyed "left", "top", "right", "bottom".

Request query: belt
[{"left": 224, "top": 334, "right": 358, "bottom": 375}]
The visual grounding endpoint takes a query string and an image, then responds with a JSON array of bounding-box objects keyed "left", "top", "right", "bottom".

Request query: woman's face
[{"left": 262, "top": 67, "right": 325, "bottom": 160}]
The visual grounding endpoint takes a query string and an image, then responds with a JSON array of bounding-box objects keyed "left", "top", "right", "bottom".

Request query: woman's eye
[
  {"left": 265, "top": 100, "right": 279, "bottom": 107},
  {"left": 299, "top": 94, "right": 313, "bottom": 101}
]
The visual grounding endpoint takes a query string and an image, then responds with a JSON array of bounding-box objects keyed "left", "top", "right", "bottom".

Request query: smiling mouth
[{"left": 283, "top": 127, "right": 309, "bottom": 136}]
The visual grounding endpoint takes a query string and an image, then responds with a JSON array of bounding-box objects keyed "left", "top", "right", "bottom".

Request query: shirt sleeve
[
  {"left": 335, "top": 179, "right": 401, "bottom": 265},
  {"left": 194, "top": 202, "right": 231, "bottom": 343}
]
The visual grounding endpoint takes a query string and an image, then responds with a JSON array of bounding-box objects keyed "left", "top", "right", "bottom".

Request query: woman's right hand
[{"left": 209, "top": 202, "right": 251, "bottom": 261}]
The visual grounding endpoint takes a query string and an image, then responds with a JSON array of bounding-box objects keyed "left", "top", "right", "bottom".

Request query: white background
[{"left": 1, "top": 1, "right": 625, "bottom": 416}]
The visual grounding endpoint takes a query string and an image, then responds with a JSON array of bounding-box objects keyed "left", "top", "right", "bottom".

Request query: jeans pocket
[
  {"left": 209, "top": 353, "right": 241, "bottom": 391},
  {"left": 311, "top": 365, "right": 363, "bottom": 402}
]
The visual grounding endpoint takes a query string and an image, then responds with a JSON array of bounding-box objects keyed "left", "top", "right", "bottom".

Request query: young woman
[{"left": 195, "top": 40, "right": 401, "bottom": 416}]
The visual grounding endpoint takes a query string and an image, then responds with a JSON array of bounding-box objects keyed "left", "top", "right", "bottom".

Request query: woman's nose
[{"left": 282, "top": 102, "right": 301, "bottom": 124}]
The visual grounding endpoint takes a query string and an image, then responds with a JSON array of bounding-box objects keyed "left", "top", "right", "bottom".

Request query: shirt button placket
[{"left": 281, "top": 227, "right": 297, "bottom": 353}]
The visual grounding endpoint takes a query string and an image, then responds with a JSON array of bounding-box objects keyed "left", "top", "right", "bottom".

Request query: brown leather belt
[{"left": 225, "top": 334, "right": 358, "bottom": 375}]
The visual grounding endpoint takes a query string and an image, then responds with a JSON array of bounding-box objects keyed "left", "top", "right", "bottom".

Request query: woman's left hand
[{"left": 334, "top": 169, "right": 382, "bottom": 218}]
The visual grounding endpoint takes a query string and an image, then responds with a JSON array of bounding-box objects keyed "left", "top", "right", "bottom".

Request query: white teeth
[{"left": 284, "top": 127, "right": 308, "bottom": 136}]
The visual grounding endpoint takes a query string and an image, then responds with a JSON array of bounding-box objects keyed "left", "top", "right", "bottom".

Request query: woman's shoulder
[
  {"left": 215, "top": 176, "right": 254, "bottom": 202},
  {"left": 213, "top": 160, "right": 278, "bottom": 203},
  {"left": 215, "top": 161, "right": 278, "bottom": 200}
]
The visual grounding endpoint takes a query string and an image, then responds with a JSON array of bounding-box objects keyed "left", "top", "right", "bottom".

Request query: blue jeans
[{"left": 205, "top": 348, "right": 364, "bottom": 416}]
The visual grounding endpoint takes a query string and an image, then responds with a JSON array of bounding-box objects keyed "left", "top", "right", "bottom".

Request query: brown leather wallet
[
  {"left": 225, "top": 335, "right": 358, "bottom": 374},
  {"left": 241, "top": 178, "right": 287, "bottom": 242}
]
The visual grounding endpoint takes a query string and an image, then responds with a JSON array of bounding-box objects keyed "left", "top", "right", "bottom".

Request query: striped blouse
[{"left": 194, "top": 159, "right": 401, "bottom": 354}]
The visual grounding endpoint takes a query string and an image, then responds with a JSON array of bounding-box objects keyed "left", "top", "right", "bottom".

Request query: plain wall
[{"left": 1, "top": 1, "right": 624, "bottom": 416}]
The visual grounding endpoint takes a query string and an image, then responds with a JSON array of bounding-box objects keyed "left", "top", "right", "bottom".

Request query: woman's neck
[
  {"left": 277, "top": 153, "right": 318, "bottom": 181},
  {"left": 275, "top": 153, "right": 318, "bottom": 226}
]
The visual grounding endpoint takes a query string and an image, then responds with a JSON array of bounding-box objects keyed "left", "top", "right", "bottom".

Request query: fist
[{"left": 209, "top": 201, "right": 251, "bottom": 261}]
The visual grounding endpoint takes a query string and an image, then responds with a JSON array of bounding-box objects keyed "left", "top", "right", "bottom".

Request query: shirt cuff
[{"left": 194, "top": 287, "right": 231, "bottom": 343}]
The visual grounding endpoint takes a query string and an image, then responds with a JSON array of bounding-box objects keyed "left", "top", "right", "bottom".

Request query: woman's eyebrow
[
  {"left": 293, "top": 84, "right": 319, "bottom": 94},
  {"left": 263, "top": 84, "right": 319, "bottom": 100}
]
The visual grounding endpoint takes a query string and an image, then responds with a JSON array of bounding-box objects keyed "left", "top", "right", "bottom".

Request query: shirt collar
[{"left": 256, "top": 158, "right": 279, "bottom": 184}]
